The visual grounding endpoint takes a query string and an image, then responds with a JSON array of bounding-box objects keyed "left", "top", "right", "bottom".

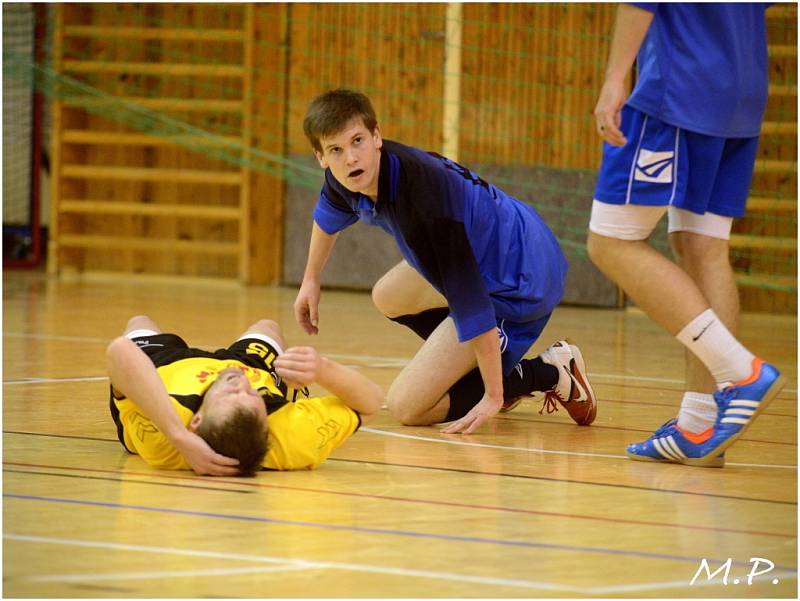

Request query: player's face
[
  {"left": 204, "top": 367, "right": 266, "bottom": 417},
  {"left": 315, "top": 118, "right": 383, "bottom": 198}
]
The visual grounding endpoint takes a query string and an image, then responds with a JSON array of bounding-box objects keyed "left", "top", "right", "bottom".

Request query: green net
[
  {"left": 3, "top": 4, "right": 35, "bottom": 257},
  {"left": 3, "top": 3, "right": 796, "bottom": 304}
]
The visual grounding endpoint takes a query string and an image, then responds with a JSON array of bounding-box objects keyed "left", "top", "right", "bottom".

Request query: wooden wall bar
[
  {"left": 45, "top": 3, "right": 795, "bottom": 313},
  {"left": 459, "top": 3, "right": 616, "bottom": 170},
  {"left": 285, "top": 3, "right": 446, "bottom": 155}
]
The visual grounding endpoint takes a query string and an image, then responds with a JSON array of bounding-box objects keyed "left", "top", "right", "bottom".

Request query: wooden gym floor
[{"left": 3, "top": 270, "right": 797, "bottom": 598}]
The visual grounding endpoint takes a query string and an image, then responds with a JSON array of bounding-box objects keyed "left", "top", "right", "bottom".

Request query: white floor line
[
  {"left": 361, "top": 426, "right": 625, "bottom": 459},
  {"left": 5, "top": 533, "right": 587, "bottom": 594},
  {"left": 360, "top": 427, "right": 798, "bottom": 470},
  {"left": 10, "top": 532, "right": 794, "bottom": 595},
  {"left": 31, "top": 565, "right": 308, "bottom": 583},
  {"left": 4, "top": 376, "right": 109, "bottom": 385},
  {"left": 4, "top": 331, "right": 797, "bottom": 392}
]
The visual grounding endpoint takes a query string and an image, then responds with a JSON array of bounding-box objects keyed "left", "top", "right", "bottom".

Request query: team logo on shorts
[
  {"left": 634, "top": 148, "right": 674, "bottom": 184},
  {"left": 497, "top": 321, "right": 508, "bottom": 353}
]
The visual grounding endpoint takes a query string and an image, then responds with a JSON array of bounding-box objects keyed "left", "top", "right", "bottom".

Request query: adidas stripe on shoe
[
  {"left": 626, "top": 419, "right": 725, "bottom": 468},
  {"left": 690, "top": 358, "right": 785, "bottom": 467}
]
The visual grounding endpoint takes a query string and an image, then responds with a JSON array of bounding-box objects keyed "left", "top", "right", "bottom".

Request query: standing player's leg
[
  {"left": 588, "top": 125, "right": 784, "bottom": 465},
  {"left": 587, "top": 228, "right": 711, "bottom": 335},
  {"left": 660, "top": 134, "right": 767, "bottom": 455},
  {"left": 668, "top": 212, "right": 739, "bottom": 438}
]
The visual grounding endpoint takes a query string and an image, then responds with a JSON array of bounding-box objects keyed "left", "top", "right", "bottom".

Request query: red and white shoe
[{"left": 539, "top": 340, "right": 597, "bottom": 425}]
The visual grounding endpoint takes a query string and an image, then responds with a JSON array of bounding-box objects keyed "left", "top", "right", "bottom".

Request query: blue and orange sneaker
[
  {"left": 626, "top": 418, "right": 725, "bottom": 468},
  {"left": 693, "top": 358, "right": 785, "bottom": 466}
]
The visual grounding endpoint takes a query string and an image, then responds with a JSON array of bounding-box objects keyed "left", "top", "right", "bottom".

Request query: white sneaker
[{"left": 539, "top": 340, "right": 597, "bottom": 425}]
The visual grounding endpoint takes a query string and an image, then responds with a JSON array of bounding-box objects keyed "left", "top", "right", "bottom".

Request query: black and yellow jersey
[{"left": 110, "top": 333, "right": 361, "bottom": 471}]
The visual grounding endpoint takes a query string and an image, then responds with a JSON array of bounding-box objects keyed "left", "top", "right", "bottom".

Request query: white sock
[
  {"left": 676, "top": 309, "right": 755, "bottom": 388},
  {"left": 676, "top": 392, "right": 717, "bottom": 434}
]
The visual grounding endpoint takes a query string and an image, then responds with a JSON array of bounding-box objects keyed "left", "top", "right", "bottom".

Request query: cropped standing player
[
  {"left": 107, "top": 315, "right": 382, "bottom": 475},
  {"left": 587, "top": 3, "right": 784, "bottom": 466},
  {"left": 294, "top": 89, "right": 597, "bottom": 434}
]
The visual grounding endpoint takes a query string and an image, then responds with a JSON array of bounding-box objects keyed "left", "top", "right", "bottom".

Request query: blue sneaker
[
  {"left": 626, "top": 419, "right": 725, "bottom": 468},
  {"left": 693, "top": 358, "right": 785, "bottom": 466}
]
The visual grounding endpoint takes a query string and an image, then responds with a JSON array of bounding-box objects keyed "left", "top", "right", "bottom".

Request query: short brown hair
[
  {"left": 197, "top": 406, "right": 268, "bottom": 477},
  {"left": 303, "top": 89, "right": 378, "bottom": 153}
]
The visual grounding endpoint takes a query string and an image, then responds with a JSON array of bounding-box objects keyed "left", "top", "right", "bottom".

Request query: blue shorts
[
  {"left": 498, "top": 313, "right": 551, "bottom": 375},
  {"left": 594, "top": 106, "right": 759, "bottom": 218}
]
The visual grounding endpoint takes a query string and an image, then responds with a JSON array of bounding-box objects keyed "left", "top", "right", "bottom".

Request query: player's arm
[
  {"left": 296, "top": 174, "right": 358, "bottom": 335},
  {"left": 295, "top": 221, "right": 339, "bottom": 335},
  {"left": 417, "top": 211, "right": 504, "bottom": 433},
  {"left": 594, "top": 3, "right": 655, "bottom": 146},
  {"left": 106, "top": 337, "right": 240, "bottom": 476},
  {"left": 274, "top": 346, "right": 383, "bottom": 422},
  {"left": 441, "top": 328, "right": 505, "bottom": 434}
]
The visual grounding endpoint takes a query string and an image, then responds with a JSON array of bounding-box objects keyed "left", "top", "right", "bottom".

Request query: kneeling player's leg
[
  {"left": 387, "top": 315, "right": 564, "bottom": 425},
  {"left": 373, "top": 261, "right": 449, "bottom": 340},
  {"left": 386, "top": 316, "right": 476, "bottom": 425}
]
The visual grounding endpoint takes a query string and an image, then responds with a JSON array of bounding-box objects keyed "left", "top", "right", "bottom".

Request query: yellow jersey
[{"left": 111, "top": 340, "right": 361, "bottom": 471}]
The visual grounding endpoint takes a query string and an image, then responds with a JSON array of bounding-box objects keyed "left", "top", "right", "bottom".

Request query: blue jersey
[
  {"left": 313, "top": 140, "right": 568, "bottom": 343},
  {"left": 628, "top": 3, "right": 769, "bottom": 138}
]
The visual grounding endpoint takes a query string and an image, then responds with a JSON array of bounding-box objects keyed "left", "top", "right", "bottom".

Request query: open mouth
[{"left": 348, "top": 169, "right": 364, "bottom": 179}]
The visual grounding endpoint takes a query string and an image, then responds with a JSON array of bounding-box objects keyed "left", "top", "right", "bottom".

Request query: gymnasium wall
[{"left": 7, "top": 3, "right": 796, "bottom": 312}]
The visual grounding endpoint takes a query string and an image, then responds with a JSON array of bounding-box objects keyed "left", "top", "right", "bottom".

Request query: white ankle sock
[
  {"left": 676, "top": 392, "right": 717, "bottom": 434},
  {"left": 676, "top": 309, "right": 755, "bottom": 388}
]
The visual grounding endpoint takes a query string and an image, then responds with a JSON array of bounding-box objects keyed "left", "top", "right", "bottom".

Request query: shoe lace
[
  {"left": 539, "top": 390, "right": 561, "bottom": 415},
  {"left": 715, "top": 387, "right": 736, "bottom": 403},
  {"left": 653, "top": 418, "right": 677, "bottom": 436}
]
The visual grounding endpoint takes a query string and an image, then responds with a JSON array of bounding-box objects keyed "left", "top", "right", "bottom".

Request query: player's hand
[
  {"left": 440, "top": 394, "right": 503, "bottom": 435},
  {"left": 274, "top": 346, "right": 323, "bottom": 387},
  {"left": 173, "top": 430, "right": 240, "bottom": 476},
  {"left": 294, "top": 280, "right": 321, "bottom": 335},
  {"left": 593, "top": 77, "right": 628, "bottom": 147}
]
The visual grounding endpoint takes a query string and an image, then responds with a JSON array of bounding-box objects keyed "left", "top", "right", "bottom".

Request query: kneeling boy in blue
[{"left": 294, "top": 89, "right": 597, "bottom": 434}]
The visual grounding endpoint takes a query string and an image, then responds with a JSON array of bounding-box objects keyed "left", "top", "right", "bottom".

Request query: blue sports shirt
[
  {"left": 628, "top": 3, "right": 769, "bottom": 138},
  {"left": 313, "top": 140, "right": 568, "bottom": 343}
]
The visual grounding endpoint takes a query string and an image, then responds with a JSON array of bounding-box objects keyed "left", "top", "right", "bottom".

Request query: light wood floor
[{"left": 3, "top": 270, "right": 797, "bottom": 598}]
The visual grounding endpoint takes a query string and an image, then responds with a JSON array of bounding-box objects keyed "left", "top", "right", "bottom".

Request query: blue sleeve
[{"left": 312, "top": 173, "right": 358, "bottom": 235}]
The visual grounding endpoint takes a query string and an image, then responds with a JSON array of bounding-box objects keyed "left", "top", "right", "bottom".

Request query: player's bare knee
[
  {"left": 371, "top": 278, "right": 391, "bottom": 317},
  {"left": 248, "top": 319, "right": 282, "bottom": 341},
  {"left": 106, "top": 335, "right": 132, "bottom": 361},
  {"left": 124, "top": 314, "right": 159, "bottom": 333},
  {"left": 669, "top": 232, "right": 730, "bottom": 267},
  {"left": 371, "top": 276, "right": 403, "bottom": 318},
  {"left": 385, "top": 389, "right": 429, "bottom": 425},
  {"left": 386, "top": 398, "right": 425, "bottom": 426},
  {"left": 586, "top": 231, "right": 619, "bottom": 268}
]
